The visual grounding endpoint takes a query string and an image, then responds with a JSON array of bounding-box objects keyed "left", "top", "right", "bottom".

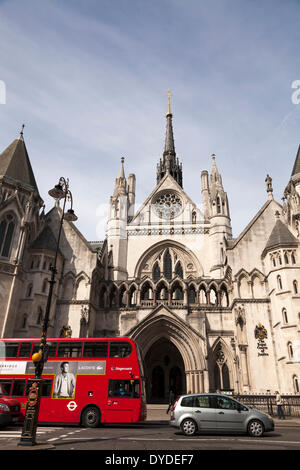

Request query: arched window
[
  {"left": 278, "top": 255, "right": 282, "bottom": 265},
  {"left": 291, "top": 252, "right": 296, "bottom": 264},
  {"left": 277, "top": 275, "right": 282, "bottom": 290},
  {"left": 109, "top": 286, "right": 118, "bottom": 307},
  {"left": 293, "top": 280, "right": 298, "bottom": 294},
  {"left": 152, "top": 263, "right": 161, "bottom": 281},
  {"left": 282, "top": 308, "right": 288, "bottom": 324},
  {"left": 288, "top": 342, "right": 294, "bottom": 360},
  {"left": 171, "top": 282, "right": 183, "bottom": 301},
  {"left": 128, "top": 286, "right": 137, "bottom": 307},
  {"left": 293, "top": 375, "right": 299, "bottom": 394},
  {"left": 214, "top": 344, "right": 231, "bottom": 391},
  {"left": 216, "top": 197, "right": 221, "bottom": 214},
  {"left": 141, "top": 282, "right": 153, "bottom": 301},
  {"left": 37, "top": 307, "right": 43, "bottom": 325},
  {"left": 209, "top": 286, "right": 217, "bottom": 305},
  {"left": 175, "top": 262, "right": 183, "bottom": 279},
  {"left": 26, "top": 283, "right": 33, "bottom": 298},
  {"left": 163, "top": 250, "right": 172, "bottom": 280},
  {"left": 119, "top": 285, "right": 127, "bottom": 307},
  {"left": 0, "top": 213, "right": 15, "bottom": 258},
  {"left": 156, "top": 282, "right": 168, "bottom": 300},
  {"left": 284, "top": 252, "right": 289, "bottom": 264},
  {"left": 220, "top": 287, "right": 229, "bottom": 307},
  {"left": 199, "top": 287, "right": 207, "bottom": 304},
  {"left": 188, "top": 285, "right": 196, "bottom": 304}
]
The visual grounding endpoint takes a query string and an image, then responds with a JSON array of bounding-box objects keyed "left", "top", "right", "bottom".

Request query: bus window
[
  {"left": 108, "top": 379, "right": 140, "bottom": 398},
  {"left": 32, "top": 341, "right": 58, "bottom": 358},
  {"left": 11, "top": 379, "right": 26, "bottom": 397},
  {"left": 41, "top": 379, "right": 53, "bottom": 397},
  {"left": 83, "top": 341, "right": 108, "bottom": 358},
  {"left": 18, "top": 342, "right": 32, "bottom": 358},
  {"left": 57, "top": 342, "right": 83, "bottom": 358},
  {"left": 109, "top": 342, "right": 132, "bottom": 358},
  {"left": 25, "top": 379, "right": 53, "bottom": 398},
  {"left": 0, "top": 379, "right": 13, "bottom": 395},
  {"left": 5, "top": 343, "right": 19, "bottom": 358}
]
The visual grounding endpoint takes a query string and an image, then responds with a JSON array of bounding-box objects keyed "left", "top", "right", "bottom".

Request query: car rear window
[{"left": 181, "top": 396, "right": 195, "bottom": 407}]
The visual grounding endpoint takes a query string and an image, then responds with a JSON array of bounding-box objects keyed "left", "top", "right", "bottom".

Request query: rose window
[{"left": 153, "top": 192, "right": 182, "bottom": 219}]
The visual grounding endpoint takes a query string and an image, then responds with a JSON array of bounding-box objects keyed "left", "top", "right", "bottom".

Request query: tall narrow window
[
  {"left": 26, "top": 283, "right": 33, "bottom": 298},
  {"left": 216, "top": 197, "right": 221, "bottom": 214},
  {"left": 175, "top": 262, "right": 183, "bottom": 279},
  {"left": 282, "top": 308, "right": 288, "bottom": 324},
  {"left": 163, "top": 250, "right": 172, "bottom": 280},
  {"left": 0, "top": 214, "right": 15, "bottom": 258},
  {"left": 293, "top": 280, "right": 298, "bottom": 294},
  {"left": 152, "top": 263, "right": 161, "bottom": 281},
  {"left": 37, "top": 307, "right": 43, "bottom": 325},
  {"left": 277, "top": 275, "right": 282, "bottom": 290},
  {"left": 291, "top": 253, "right": 296, "bottom": 264},
  {"left": 293, "top": 375, "right": 299, "bottom": 393},
  {"left": 288, "top": 342, "right": 294, "bottom": 359}
]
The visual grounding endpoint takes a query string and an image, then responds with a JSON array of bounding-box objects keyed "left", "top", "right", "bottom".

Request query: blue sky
[{"left": 1, "top": 0, "right": 300, "bottom": 240}]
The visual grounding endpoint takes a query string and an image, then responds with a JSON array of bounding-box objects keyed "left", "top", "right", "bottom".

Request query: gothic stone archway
[
  {"left": 126, "top": 305, "right": 207, "bottom": 403},
  {"left": 144, "top": 338, "right": 185, "bottom": 403}
]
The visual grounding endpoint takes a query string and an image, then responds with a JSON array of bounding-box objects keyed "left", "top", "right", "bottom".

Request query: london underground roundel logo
[{"left": 67, "top": 401, "right": 77, "bottom": 411}]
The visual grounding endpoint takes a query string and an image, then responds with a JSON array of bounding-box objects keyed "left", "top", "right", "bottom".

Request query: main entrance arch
[
  {"left": 127, "top": 305, "right": 208, "bottom": 403},
  {"left": 145, "top": 338, "right": 185, "bottom": 403}
]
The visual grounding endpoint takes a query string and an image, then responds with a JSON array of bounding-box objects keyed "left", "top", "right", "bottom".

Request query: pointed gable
[
  {"left": 0, "top": 135, "right": 39, "bottom": 193},
  {"left": 262, "top": 218, "right": 298, "bottom": 257},
  {"left": 30, "top": 225, "right": 63, "bottom": 256}
]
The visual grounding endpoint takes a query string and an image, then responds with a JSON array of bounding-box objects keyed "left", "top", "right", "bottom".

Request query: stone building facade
[{"left": 0, "top": 99, "right": 300, "bottom": 402}]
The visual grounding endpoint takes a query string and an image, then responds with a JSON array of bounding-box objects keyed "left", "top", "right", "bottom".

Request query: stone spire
[
  {"left": 157, "top": 90, "right": 183, "bottom": 187},
  {"left": 164, "top": 90, "right": 176, "bottom": 158},
  {"left": 112, "top": 157, "right": 127, "bottom": 199}
]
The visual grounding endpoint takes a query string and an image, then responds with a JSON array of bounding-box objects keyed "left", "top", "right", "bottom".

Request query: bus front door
[{"left": 104, "top": 379, "right": 139, "bottom": 423}]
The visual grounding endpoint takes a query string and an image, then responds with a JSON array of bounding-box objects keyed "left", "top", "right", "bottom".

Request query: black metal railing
[{"left": 234, "top": 394, "right": 300, "bottom": 417}]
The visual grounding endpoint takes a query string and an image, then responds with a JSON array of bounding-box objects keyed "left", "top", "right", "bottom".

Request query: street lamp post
[{"left": 19, "top": 177, "right": 77, "bottom": 446}]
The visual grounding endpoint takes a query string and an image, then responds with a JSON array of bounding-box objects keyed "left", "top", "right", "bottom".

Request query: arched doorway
[{"left": 144, "top": 338, "right": 185, "bottom": 403}]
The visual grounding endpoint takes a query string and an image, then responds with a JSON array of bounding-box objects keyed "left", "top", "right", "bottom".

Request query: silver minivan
[{"left": 170, "top": 393, "right": 274, "bottom": 437}]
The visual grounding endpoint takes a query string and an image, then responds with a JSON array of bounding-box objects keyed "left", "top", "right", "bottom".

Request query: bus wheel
[{"left": 82, "top": 406, "right": 101, "bottom": 428}]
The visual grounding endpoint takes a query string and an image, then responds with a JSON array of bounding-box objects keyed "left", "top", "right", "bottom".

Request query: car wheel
[
  {"left": 82, "top": 406, "right": 101, "bottom": 428},
  {"left": 247, "top": 419, "right": 264, "bottom": 437},
  {"left": 181, "top": 418, "right": 198, "bottom": 436}
]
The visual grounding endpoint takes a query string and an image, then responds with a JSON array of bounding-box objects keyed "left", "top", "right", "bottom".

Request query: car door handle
[
  {"left": 218, "top": 411, "right": 224, "bottom": 414},
  {"left": 195, "top": 410, "right": 201, "bottom": 413}
]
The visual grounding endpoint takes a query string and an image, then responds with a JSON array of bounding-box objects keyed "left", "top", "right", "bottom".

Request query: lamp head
[
  {"left": 48, "top": 184, "right": 65, "bottom": 200},
  {"left": 64, "top": 208, "right": 78, "bottom": 222}
]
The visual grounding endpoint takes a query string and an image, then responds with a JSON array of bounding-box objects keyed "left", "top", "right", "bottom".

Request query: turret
[
  {"left": 106, "top": 158, "right": 129, "bottom": 280},
  {"left": 206, "top": 154, "right": 232, "bottom": 277}
]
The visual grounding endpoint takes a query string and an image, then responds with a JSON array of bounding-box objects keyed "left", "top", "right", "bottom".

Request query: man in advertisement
[{"left": 53, "top": 362, "right": 76, "bottom": 398}]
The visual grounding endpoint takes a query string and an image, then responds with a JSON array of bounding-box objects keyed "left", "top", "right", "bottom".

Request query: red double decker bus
[{"left": 0, "top": 337, "right": 147, "bottom": 427}]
